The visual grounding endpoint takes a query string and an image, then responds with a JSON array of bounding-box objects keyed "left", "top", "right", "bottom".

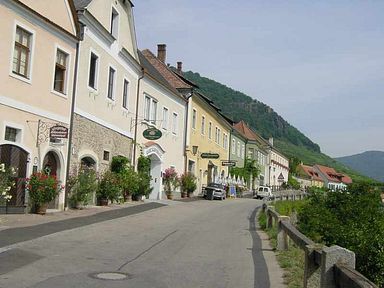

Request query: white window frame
[
  {"left": 162, "top": 106, "right": 169, "bottom": 130},
  {"left": 232, "top": 139, "right": 236, "bottom": 155},
  {"left": 217, "top": 128, "right": 221, "bottom": 145},
  {"left": 241, "top": 144, "right": 245, "bottom": 159},
  {"left": 172, "top": 112, "right": 178, "bottom": 135},
  {"left": 208, "top": 121, "right": 212, "bottom": 139},
  {"left": 143, "top": 93, "right": 158, "bottom": 126},
  {"left": 237, "top": 142, "right": 241, "bottom": 157},
  {"left": 51, "top": 44, "right": 71, "bottom": 98},
  {"left": 106, "top": 64, "right": 117, "bottom": 101},
  {"left": 110, "top": 5, "right": 119, "bottom": 39},
  {"left": 201, "top": 115, "right": 205, "bottom": 135},
  {"left": 122, "top": 77, "right": 129, "bottom": 110},
  {"left": 192, "top": 109, "right": 197, "bottom": 130},
  {"left": 9, "top": 20, "right": 36, "bottom": 84},
  {"left": 3, "top": 121, "right": 24, "bottom": 144},
  {"left": 87, "top": 48, "right": 100, "bottom": 91}
]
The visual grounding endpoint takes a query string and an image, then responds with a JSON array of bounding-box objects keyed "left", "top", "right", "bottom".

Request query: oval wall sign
[{"left": 143, "top": 128, "right": 162, "bottom": 140}]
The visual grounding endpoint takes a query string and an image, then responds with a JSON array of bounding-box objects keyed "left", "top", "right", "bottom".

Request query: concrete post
[
  {"left": 277, "top": 216, "right": 290, "bottom": 251},
  {"left": 266, "top": 206, "right": 274, "bottom": 228},
  {"left": 320, "top": 245, "right": 356, "bottom": 288},
  {"left": 304, "top": 245, "right": 321, "bottom": 288}
]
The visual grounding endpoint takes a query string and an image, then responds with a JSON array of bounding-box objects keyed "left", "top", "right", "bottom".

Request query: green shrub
[
  {"left": 297, "top": 183, "right": 384, "bottom": 286},
  {"left": 111, "top": 156, "right": 129, "bottom": 174},
  {"left": 69, "top": 167, "right": 97, "bottom": 207},
  {"left": 97, "top": 171, "right": 122, "bottom": 203}
]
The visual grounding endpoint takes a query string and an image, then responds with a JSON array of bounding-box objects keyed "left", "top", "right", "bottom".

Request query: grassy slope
[{"left": 182, "top": 71, "right": 374, "bottom": 183}]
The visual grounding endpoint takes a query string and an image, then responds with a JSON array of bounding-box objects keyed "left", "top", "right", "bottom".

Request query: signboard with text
[
  {"left": 221, "top": 161, "right": 236, "bottom": 167},
  {"left": 201, "top": 153, "right": 220, "bottom": 159},
  {"left": 49, "top": 125, "right": 68, "bottom": 139}
]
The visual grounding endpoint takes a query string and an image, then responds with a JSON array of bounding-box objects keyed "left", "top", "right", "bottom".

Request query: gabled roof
[
  {"left": 74, "top": 0, "right": 134, "bottom": 10},
  {"left": 299, "top": 164, "right": 323, "bottom": 182},
  {"left": 233, "top": 120, "right": 258, "bottom": 141},
  {"left": 141, "top": 49, "right": 193, "bottom": 90},
  {"left": 314, "top": 164, "right": 352, "bottom": 184},
  {"left": 138, "top": 50, "right": 183, "bottom": 100}
]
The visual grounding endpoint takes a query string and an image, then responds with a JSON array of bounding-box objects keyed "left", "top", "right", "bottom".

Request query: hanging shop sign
[
  {"left": 49, "top": 125, "right": 68, "bottom": 139},
  {"left": 221, "top": 161, "right": 236, "bottom": 167},
  {"left": 143, "top": 128, "right": 162, "bottom": 140},
  {"left": 201, "top": 153, "right": 220, "bottom": 159}
]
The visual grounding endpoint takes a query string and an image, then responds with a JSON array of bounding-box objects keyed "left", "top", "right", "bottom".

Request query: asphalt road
[{"left": 0, "top": 198, "right": 277, "bottom": 288}]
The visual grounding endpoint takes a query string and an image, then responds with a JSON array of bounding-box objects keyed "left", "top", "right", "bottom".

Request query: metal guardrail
[{"left": 262, "top": 203, "right": 378, "bottom": 288}]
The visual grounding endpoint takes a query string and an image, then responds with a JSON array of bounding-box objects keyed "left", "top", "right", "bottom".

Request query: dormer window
[{"left": 110, "top": 8, "right": 119, "bottom": 38}]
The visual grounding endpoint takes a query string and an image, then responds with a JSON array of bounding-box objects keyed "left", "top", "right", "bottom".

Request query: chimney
[
  {"left": 269, "top": 137, "right": 274, "bottom": 147},
  {"left": 177, "top": 61, "right": 183, "bottom": 73},
  {"left": 157, "top": 44, "right": 166, "bottom": 63}
]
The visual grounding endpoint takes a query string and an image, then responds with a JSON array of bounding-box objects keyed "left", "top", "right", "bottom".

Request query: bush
[
  {"left": 111, "top": 156, "right": 129, "bottom": 174},
  {"left": 26, "top": 172, "right": 62, "bottom": 205},
  {"left": 297, "top": 183, "right": 384, "bottom": 286},
  {"left": 97, "top": 171, "right": 121, "bottom": 203},
  {"left": 180, "top": 172, "right": 197, "bottom": 195},
  {"left": 69, "top": 167, "right": 97, "bottom": 207}
]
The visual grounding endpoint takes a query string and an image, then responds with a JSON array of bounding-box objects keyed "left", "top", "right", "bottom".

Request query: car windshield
[
  {"left": 208, "top": 183, "right": 223, "bottom": 188},
  {"left": 258, "top": 187, "right": 264, "bottom": 191}
]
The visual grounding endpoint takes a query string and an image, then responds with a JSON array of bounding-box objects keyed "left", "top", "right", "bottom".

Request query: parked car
[
  {"left": 253, "top": 186, "right": 274, "bottom": 200},
  {"left": 204, "top": 183, "right": 226, "bottom": 200}
]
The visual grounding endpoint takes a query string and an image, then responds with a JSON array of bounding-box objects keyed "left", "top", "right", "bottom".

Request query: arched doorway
[
  {"left": 0, "top": 144, "right": 28, "bottom": 213},
  {"left": 43, "top": 151, "right": 61, "bottom": 209},
  {"left": 143, "top": 142, "right": 165, "bottom": 200},
  {"left": 81, "top": 156, "right": 96, "bottom": 169}
]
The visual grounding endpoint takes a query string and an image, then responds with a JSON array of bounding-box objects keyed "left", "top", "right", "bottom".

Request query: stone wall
[{"left": 70, "top": 113, "right": 133, "bottom": 173}]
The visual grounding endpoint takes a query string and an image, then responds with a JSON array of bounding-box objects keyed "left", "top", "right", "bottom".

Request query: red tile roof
[
  {"left": 314, "top": 164, "right": 352, "bottom": 184},
  {"left": 299, "top": 164, "right": 323, "bottom": 182},
  {"left": 141, "top": 49, "right": 192, "bottom": 90},
  {"left": 233, "top": 120, "right": 258, "bottom": 141}
]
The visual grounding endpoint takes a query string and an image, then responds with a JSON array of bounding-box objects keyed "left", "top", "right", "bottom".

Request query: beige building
[
  {"left": 0, "top": 0, "right": 78, "bottom": 212},
  {"left": 267, "top": 140, "right": 290, "bottom": 190},
  {"left": 71, "top": 0, "right": 141, "bottom": 179},
  {"left": 135, "top": 50, "right": 187, "bottom": 199}
]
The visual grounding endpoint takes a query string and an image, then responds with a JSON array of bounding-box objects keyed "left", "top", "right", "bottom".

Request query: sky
[{"left": 133, "top": 0, "right": 384, "bottom": 158}]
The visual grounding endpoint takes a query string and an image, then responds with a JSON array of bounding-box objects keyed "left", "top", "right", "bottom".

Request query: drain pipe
[
  {"left": 183, "top": 89, "right": 194, "bottom": 174},
  {"left": 64, "top": 35, "right": 81, "bottom": 210},
  {"left": 132, "top": 68, "right": 145, "bottom": 170}
]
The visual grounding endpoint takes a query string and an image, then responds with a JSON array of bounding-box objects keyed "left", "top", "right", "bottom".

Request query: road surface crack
[{"left": 117, "top": 230, "right": 178, "bottom": 271}]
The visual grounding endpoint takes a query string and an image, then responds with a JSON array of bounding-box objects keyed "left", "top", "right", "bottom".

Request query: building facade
[
  {"left": 0, "top": 0, "right": 78, "bottom": 211},
  {"left": 71, "top": 0, "right": 140, "bottom": 179},
  {"left": 313, "top": 164, "right": 352, "bottom": 191},
  {"left": 136, "top": 50, "right": 187, "bottom": 199},
  {"left": 267, "top": 140, "right": 290, "bottom": 190}
]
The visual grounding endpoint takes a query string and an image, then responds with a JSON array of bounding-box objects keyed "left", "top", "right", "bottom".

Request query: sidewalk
[{"left": 0, "top": 202, "right": 166, "bottom": 249}]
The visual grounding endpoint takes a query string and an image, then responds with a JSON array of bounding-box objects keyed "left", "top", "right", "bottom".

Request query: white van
[{"left": 253, "top": 186, "right": 274, "bottom": 200}]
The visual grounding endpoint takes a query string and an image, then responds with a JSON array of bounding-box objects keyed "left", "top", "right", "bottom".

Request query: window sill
[
  {"left": 51, "top": 89, "right": 68, "bottom": 99},
  {"left": 9, "top": 72, "right": 32, "bottom": 85}
]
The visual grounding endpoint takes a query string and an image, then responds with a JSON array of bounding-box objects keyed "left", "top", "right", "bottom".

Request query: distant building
[
  {"left": 295, "top": 164, "right": 324, "bottom": 189},
  {"left": 267, "top": 141, "right": 289, "bottom": 190},
  {"left": 313, "top": 164, "right": 352, "bottom": 191}
]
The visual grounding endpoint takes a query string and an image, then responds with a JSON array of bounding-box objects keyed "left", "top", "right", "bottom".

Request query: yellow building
[{"left": 186, "top": 92, "right": 232, "bottom": 195}]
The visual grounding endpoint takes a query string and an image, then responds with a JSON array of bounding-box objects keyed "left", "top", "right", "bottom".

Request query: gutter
[
  {"left": 132, "top": 68, "right": 145, "bottom": 170},
  {"left": 64, "top": 30, "right": 82, "bottom": 210},
  {"left": 183, "top": 89, "right": 194, "bottom": 174}
]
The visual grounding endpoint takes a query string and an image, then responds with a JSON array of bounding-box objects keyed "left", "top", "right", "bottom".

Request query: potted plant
[
  {"left": 132, "top": 155, "right": 152, "bottom": 201},
  {"left": 68, "top": 167, "right": 97, "bottom": 209},
  {"left": 0, "top": 163, "right": 14, "bottom": 211},
  {"left": 26, "top": 172, "right": 62, "bottom": 214},
  {"left": 96, "top": 171, "right": 121, "bottom": 205},
  {"left": 163, "top": 167, "right": 179, "bottom": 200},
  {"left": 180, "top": 172, "right": 197, "bottom": 198},
  {"left": 118, "top": 166, "right": 139, "bottom": 202}
]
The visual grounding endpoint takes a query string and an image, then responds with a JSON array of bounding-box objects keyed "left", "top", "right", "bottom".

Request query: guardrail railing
[{"left": 262, "top": 203, "right": 378, "bottom": 288}]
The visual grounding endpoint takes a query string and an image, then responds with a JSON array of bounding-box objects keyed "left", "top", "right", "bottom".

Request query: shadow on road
[{"left": 249, "top": 206, "right": 270, "bottom": 288}]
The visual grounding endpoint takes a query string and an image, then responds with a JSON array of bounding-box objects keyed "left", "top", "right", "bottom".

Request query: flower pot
[
  {"left": 98, "top": 198, "right": 108, "bottom": 206},
  {"left": 123, "top": 193, "right": 132, "bottom": 202},
  {"left": 132, "top": 194, "right": 142, "bottom": 201},
  {"left": 35, "top": 203, "right": 48, "bottom": 215},
  {"left": 166, "top": 194, "right": 173, "bottom": 200},
  {"left": 181, "top": 192, "right": 186, "bottom": 198}
]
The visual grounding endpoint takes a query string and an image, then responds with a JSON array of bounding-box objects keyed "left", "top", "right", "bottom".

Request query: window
[
  {"left": 143, "top": 95, "right": 158, "bottom": 124},
  {"left": 53, "top": 49, "right": 68, "bottom": 94},
  {"left": 172, "top": 113, "right": 178, "bottom": 134},
  {"left": 223, "top": 134, "right": 228, "bottom": 149},
  {"left": 208, "top": 122, "right": 212, "bottom": 139},
  {"left": 237, "top": 142, "right": 241, "bottom": 157},
  {"left": 103, "top": 151, "right": 110, "bottom": 161},
  {"left": 217, "top": 128, "right": 221, "bottom": 145},
  {"left": 192, "top": 109, "right": 197, "bottom": 129},
  {"left": 201, "top": 116, "right": 205, "bottom": 135},
  {"left": 144, "top": 95, "right": 151, "bottom": 121},
  {"left": 162, "top": 107, "right": 168, "bottom": 129},
  {"left": 232, "top": 139, "right": 236, "bottom": 154},
  {"left": 241, "top": 145, "right": 245, "bottom": 159},
  {"left": 215, "top": 127, "right": 219, "bottom": 143},
  {"left": 107, "top": 67, "right": 115, "bottom": 100},
  {"left": 13, "top": 26, "right": 32, "bottom": 78},
  {"left": 122, "top": 79, "right": 129, "bottom": 109},
  {"left": 88, "top": 52, "right": 98, "bottom": 89},
  {"left": 110, "top": 8, "right": 119, "bottom": 38},
  {"left": 151, "top": 100, "right": 157, "bottom": 124},
  {"left": 4, "top": 127, "right": 19, "bottom": 142}
]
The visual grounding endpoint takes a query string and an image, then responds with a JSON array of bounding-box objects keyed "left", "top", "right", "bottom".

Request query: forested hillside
[{"left": 182, "top": 71, "right": 375, "bottom": 182}]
